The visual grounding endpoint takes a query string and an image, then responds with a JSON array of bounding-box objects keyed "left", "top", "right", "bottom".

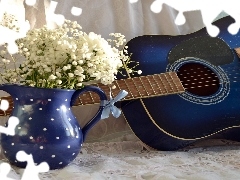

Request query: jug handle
[{"left": 70, "top": 85, "right": 107, "bottom": 142}]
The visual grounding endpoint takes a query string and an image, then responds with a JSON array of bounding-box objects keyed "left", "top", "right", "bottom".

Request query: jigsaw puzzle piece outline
[
  {"left": 221, "top": 7, "right": 240, "bottom": 35},
  {"left": 25, "top": 0, "right": 36, "bottom": 6},
  {"left": 150, "top": 0, "right": 220, "bottom": 36},
  {"left": 53, "top": 0, "right": 82, "bottom": 16},
  {"left": 16, "top": 151, "right": 49, "bottom": 180},
  {"left": 129, "top": 0, "right": 139, "bottom": 3},
  {"left": 150, "top": 0, "right": 240, "bottom": 37},
  {"left": 0, "top": 99, "right": 9, "bottom": 111},
  {"left": 0, "top": 99, "right": 18, "bottom": 136},
  {"left": 0, "top": 0, "right": 30, "bottom": 54},
  {"left": 0, "top": 99, "right": 18, "bottom": 180},
  {"left": 47, "top": 0, "right": 82, "bottom": 26},
  {"left": 0, "top": 116, "right": 19, "bottom": 136},
  {"left": 0, "top": 162, "right": 15, "bottom": 180}
]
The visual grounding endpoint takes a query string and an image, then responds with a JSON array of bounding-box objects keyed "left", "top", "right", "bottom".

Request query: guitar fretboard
[
  {"left": 74, "top": 72, "right": 185, "bottom": 106},
  {"left": 0, "top": 72, "right": 185, "bottom": 116}
]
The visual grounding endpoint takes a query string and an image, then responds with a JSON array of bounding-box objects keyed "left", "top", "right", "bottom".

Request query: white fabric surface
[{"left": 2, "top": 140, "right": 240, "bottom": 180}]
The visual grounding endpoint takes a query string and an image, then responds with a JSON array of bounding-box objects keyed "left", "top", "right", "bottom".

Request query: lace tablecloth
[{"left": 2, "top": 139, "right": 240, "bottom": 180}]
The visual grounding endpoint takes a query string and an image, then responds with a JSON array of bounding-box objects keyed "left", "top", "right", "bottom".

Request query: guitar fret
[
  {"left": 77, "top": 96, "right": 83, "bottom": 105},
  {"left": 152, "top": 75, "right": 164, "bottom": 95},
  {"left": 79, "top": 93, "right": 93, "bottom": 105},
  {"left": 78, "top": 94, "right": 85, "bottom": 105},
  {"left": 153, "top": 74, "right": 168, "bottom": 94},
  {"left": 167, "top": 72, "right": 181, "bottom": 92},
  {"left": 124, "top": 79, "right": 138, "bottom": 98},
  {"left": 167, "top": 72, "right": 182, "bottom": 93},
  {"left": 130, "top": 78, "right": 143, "bottom": 97},
  {"left": 89, "top": 92, "right": 95, "bottom": 103},
  {"left": 139, "top": 76, "right": 155, "bottom": 96},
  {"left": 92, "top": 92, "right": 101, "bottom": 103},
  {"left": 158, "top": 74, "right": 171, "bottom": 94},
  {"left": 86, "top": 92, "right": 95, "bottom": 104},
  {"left": 146, "top": 75, "right": 163, "bottom": 95},
  {"left": 112, "top": 81, "right": 123, "bottom": 98},
  {"left": 138, "top": 76, "right": 150, "bottom": 96},
  {"left": 114, "top": 80, "right": 121, "bottom": 90},
  {"left": 169, "top": 72, "right": 185, "bottom": 92},
  {"left": 150, "top": 75, "right": 161, "bottom": 94},
  {"left": 146, "top": 76, "right": 157, "bottom": 95},
  {"left": 164, "top": 73, "right": 177, "bottom": 93},
  {"left": 117, "top": 79, "right": 133, "bottom": 99},
  {"left": 169, "top": 72, "right": 184, "bottom": 92},
  {"left": 162, "top": 74, "right": 174, "bottom": 93}
]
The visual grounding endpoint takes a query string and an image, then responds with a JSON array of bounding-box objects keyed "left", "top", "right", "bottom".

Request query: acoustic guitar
[
  {"left": 119, "top": 15, "right": 240, "bottom": 150},
  {"left": 2, "top": 16, "right": 240, "bottom": 151}
]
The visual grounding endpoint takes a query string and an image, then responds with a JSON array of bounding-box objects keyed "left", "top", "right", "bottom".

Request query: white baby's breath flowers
[
  {"left": 0, "top": 13, "right": 20, "bottom": 33},
  {"left": 48, "top": 74, "right": 57, "bottom": 80},
  {"left": 137, "top": 70, "right": 142, "bottom": 74},
  {"left": 0, "top": 17, "right": 141, "bottom": 89}
]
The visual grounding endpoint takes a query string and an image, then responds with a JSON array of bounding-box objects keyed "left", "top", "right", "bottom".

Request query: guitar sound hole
[{"left": 177, "top": 63, "right": 220, "bottom": 96}]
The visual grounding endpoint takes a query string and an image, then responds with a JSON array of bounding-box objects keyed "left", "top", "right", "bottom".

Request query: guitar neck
[{"left": 74, "top": 72, "right": 185, "bottom": 106}]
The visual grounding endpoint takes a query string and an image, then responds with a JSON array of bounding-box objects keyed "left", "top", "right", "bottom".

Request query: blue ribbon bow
[{"left": 101, "top": 90, "right": 128, "bottom": 119}]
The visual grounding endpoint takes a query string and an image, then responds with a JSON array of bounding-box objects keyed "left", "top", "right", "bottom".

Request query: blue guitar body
[{"left": 121, "top": 16, "right": 240, "bottom": 150}]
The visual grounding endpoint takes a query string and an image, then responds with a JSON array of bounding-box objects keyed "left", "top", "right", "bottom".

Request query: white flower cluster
[
  {"left": 0, "top": 19, "right": 140, "bottom": 89},
  {"left": 0, "top": 13, "right": 20, "bottom": 32}
]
